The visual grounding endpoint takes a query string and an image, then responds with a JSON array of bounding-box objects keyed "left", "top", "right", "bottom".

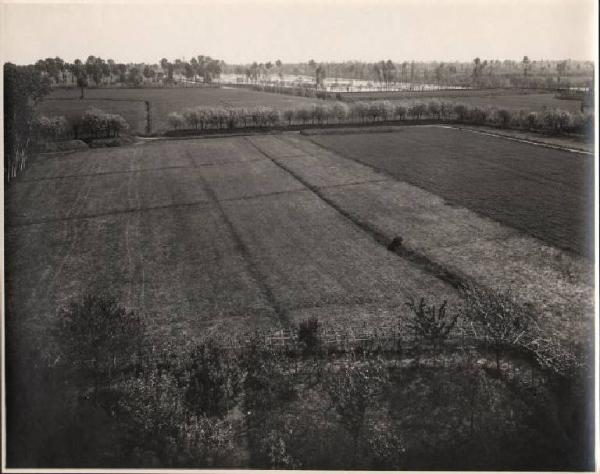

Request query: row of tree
[{"left": 166, "top": 100, "right": 593, "bottom": 136}]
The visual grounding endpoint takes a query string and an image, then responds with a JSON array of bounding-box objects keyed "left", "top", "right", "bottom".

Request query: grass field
[
  {"left": 6, "top": 136, "right": 460, "bottom": 344},
  {"left": 39, "top": 87, "right": 319, "bottom": 134},
  {"left": 248, "top": 131, "right": 594, "bottom": 345},
  {"left": 6, "top": 128, "right": 593, "bottom": 348},
  {"left": 342, "top": 89, "right": 587, "bottom": 113},
  {"left": 307, "top": 126, "right": 594, "bottom": 257}
]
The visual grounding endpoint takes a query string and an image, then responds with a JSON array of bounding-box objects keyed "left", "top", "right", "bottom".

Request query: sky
[{"left": 1, "top": 0, "right": 597, "bottom": 65}]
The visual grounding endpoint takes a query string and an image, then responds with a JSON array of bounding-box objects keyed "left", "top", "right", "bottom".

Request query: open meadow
[
  {"left": 38, "top": 87, "right": 319, "bottom": 134},
  {"left": 342, "top": 89, "right": 588, "bottom": 113},
  {"left": 6, "top": 126, "right": 593, "bottom": 349}
]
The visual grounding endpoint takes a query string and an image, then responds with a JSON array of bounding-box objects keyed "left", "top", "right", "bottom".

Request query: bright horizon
[{"left": 1, "top": 0, "right": 597, "bottom": 66}]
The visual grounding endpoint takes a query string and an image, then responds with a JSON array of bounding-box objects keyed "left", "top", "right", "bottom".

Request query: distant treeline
[
  {"left": 227, "top": 58, "right": 594, "bottom": 90},
  {"left": 26, "top": 55, "right": 225, "bottom": 93}
]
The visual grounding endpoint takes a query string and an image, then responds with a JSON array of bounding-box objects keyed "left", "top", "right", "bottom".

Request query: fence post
[{"left": 145, "top": 101, "right": 152, "bottom": 135}]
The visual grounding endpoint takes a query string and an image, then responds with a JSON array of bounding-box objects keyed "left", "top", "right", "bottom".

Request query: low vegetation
[{"left": 7, "top": 288, "right": 592, "bottom": 470}]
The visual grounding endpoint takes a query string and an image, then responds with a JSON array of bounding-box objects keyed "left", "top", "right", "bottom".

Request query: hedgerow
[{"left": 168, "top": 100, "right": 593, "bottom": 137}]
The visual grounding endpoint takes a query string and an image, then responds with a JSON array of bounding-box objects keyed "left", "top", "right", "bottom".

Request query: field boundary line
[
  {"left": 220, "top": 188, "right": 310, "bottom": 203},
  {"left": 316, "top": 178, "right": 394, "bottom": 190},
  {"left": 245, "top": 136, "right": 471, "bottom": 291},
  {"left": 185, "top": 149, "right": 290, "bottom": 326},
  {"left": 443, "top": 125, "right": 594, "bottom": 155}
]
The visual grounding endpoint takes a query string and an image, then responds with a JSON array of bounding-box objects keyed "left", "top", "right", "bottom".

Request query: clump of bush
[
  {"left": 80, "top": 107, "right": 130, "bottom": 138},
  {"left": 34, "top": 115, "right": 69, "bottom": 141},
  {"left": 406, "top": 297, "right": 459, "bottom": 354},
  {"left": 12, "top": 291, "right": 590, "bottom": 470},
  {"left": 53, "top": 292, "right": 145, "bottom": 391}
]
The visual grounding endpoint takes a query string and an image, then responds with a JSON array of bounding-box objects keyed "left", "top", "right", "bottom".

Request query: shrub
[
  {"left": 283, "top": 109, "right": 295, "bottom": 126},
  {"left": 107, "top": 113, "right": 129, "bottom": 136},
  {"left": 266, "top": 108, "right": 281, "bottom": 127},
  {"left": 526, "top": 111, "right": 538, "bottom": 130},
  {"left": 183, "top": 340, "right": 244, "bottom": 417},
  {"left": 354, "top": 102, "right": 370, "bottom": 122},
  {"left": 394, "top": 104, "right": 408, "bottom": 120},
  {"left": 298, "top": 317, "right": 321, "bottom": 354},
  {"left": 408, "top": 102, "right": 427, "bottom": 119},
  {"left": 54, "top": 293, "right": 145, "bottom": 390},
  {"left": 378, "top": 101, "right": 393, "bottom": 121},
  {"left": 183, "top": 107, "right": 202, "bottom": 129},
  {"left": 325, "top": 357, "right": 389, "bottom": 461},
  {"left": 461, "top": 285, "right": 531, "bottom": 372},
  {"left": 427, "top": 100, "right": 441, "bottom": 119},
  {"left": 167, "top": 111, "right": 185, "bottom": 130},
  {"left": 80, "top": 107, "right": 129, "bottom": 138},
  {"left": 469, "top": 106, "right": 489, "bottom": 124},
  {"left": 35, "top": 115, "right": 69, "bottom": 141},
  {"left": 332, "top": 102, "right": 349, "bottom": 122},
  {"left": 405, "top": 297, "right": 459, "bottom": 352},
  {"left": 118, "top": 368, "right": 186, "bottom": 465},
  {"left": 81, "top": 107, "right": 108, "bottom": 137},
  {"left": 494, "top": 108, "right": 512, "bottom": 128},
  {"left": 243, "top": 342, "right": 295, "bottom": 414},
  {"left": 453, "top": 103, "right": 469, "bottom": 121}
]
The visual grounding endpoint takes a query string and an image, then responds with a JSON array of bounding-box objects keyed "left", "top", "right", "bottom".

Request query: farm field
[
  {"left": 5, "top": 136, "right": 459, "bottom": 346},
  {"left": 38, "top": 87, "right": 319, "bottom": 134},
  {"left": 307, "top": 126, "right": 595, "bottom": 257},
  {"left": 247, "top": 132, "right": 594, "bottom": 345},
  {"left": 342, "top": 89, "right": 588, "bottom": 113},
  {"left": 5, "top": 128, "right": 593, "bottom": 350}
]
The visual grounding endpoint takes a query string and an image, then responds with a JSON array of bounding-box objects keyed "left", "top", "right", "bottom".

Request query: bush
[
  {"left": 80, "top": 107, "right": 129, "bottom": 138},
  {"left": 394, "top": 104, "right": 407, "bottom": 120},
  {"left": 35, "top": 115, "right": 69, "bottom": 141},
  {"left": 408, "top": 102, "right": 427, "bottom": 119},
  {"left": 461, "top": 285, "right": 531, "bottom": 372},
  {"left": 453, "top": 103, "right": 469, "bottom": 121},
  {"left": 54, "top": 293, "right": 145, "bottom": 390},
  {"left": 494, "top": 108, "right": 512, "bottom": 128},
  {"left": 298, "top": 317, "right": 321, "bottom": 354},
  {"left": 107, "top": 113, "right": 129, "bottom": 136},
  {"left": 427, "top": 100, "right": 441, "bottom": 119},
  {"left": 183, "top": 341, "right": 244, "bottom": 417},
  {"left": 325, "top": 357, "right": 389, "bottom": 460},
  {"left": 283, "top": 109, "right": 295, "bottom": 126},
  {"left": 167, "top": 111, "right": 185, "bottom": 130},
  {"left": 332, "top": 102, "right": 349, "bottom": 122},
  {"left": 405, "top": 297, "right": 459, "bottom": 352}
]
